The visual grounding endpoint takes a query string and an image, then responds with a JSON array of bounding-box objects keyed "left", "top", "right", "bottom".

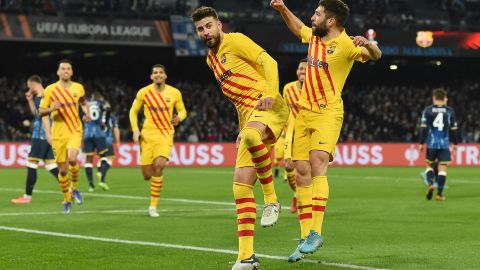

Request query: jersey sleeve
[
  {"left": 129, "top": 90, "right": 145, "bottom": 132},
  {"left": 282, "top": 85, "right": 290, "bottom": 107},
  {"left": 300, "top": 26, "right": 312, "bottom": 43},
  {"left": 449, "top": 109, "right": 458, "bottom": 130},
  {"left": 78, "top": 84, "right": 85, "bottom": 99},
  {"left": 420, "top": 109, "right": 428, "bottom": 128},
  {"left": 174, "top": 90, "right": 187, "bottom": 122},
  {"left": 39, "top": 87, "right": 52, "bottom": 109},
  {"left": 343, "top": 35, "right": 367, "bottom": 63},
  {"left": 230, "top": 33, "right": 265, "bottom": 64}
]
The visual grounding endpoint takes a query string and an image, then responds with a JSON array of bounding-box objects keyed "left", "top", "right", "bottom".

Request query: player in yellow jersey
[
  {"left": 129, "top": 64, "right": 187, "bottom": 218},
  {"left": 39, "top": 59, "right": 90, "bottom": 214},
  {"left": 271, "top": 0, "right": 382, "bottom": 262},
  {"left": 282, "top": 58, "right": 307, "bottom": 214},
  {"left": 192, "top": 6, "right": 289, "bottom": 269},
  {"left": 272, "top": 129, "right": 285, "bottom": 179}
]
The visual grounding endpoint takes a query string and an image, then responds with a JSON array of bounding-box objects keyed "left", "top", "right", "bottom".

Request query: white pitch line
[
  {"left": 0, "top": 225, "right": 389, "bottom": 270},
  {"left": 168, "top": 169, "right": 479, "bottom": 184},
  {"left": 0, "top": 208, "right": 234, "bottom": 217}
]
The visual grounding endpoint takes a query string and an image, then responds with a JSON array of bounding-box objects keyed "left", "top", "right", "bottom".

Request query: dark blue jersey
[
  {"left": 31, "top": 95, "right": 47, "bottom": 140},
  {"left": 83, "top": 100, "right": 106, "bottom": 139},
  {"left": 106, "top": 114, "right": 118, "bottom": 145},
  {"left": 419, "top": 105, "right": 458, "bottom": 149}
]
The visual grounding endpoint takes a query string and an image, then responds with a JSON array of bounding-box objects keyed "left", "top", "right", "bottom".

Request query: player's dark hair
[
  {"left": 432, "top": 88, "right": 447, "bottom": 100},
  {"left": 318, "top": 0, "right": 350, "bottom": 27},
  {"left": 27, "top": 75, "right": 42, "bottom": 84},
  {"left": 91, "top": 91, "right": 104, "bottom": 101},
  {"left": 299, "top": 58, "right": 308, "bottom": 64},
  {"left": 58, "top": 59, "right": 72, "bottom": 67},
  {"left": 152, "top": 64, "right": 166, "bottom": 73},
  {"left": 191, "top": 6, "right": 219, "bottom": 22}
]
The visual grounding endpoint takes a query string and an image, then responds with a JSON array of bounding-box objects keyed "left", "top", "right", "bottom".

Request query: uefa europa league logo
[{"left": 404, "top": 145, "right": 419, "bottom": 166}]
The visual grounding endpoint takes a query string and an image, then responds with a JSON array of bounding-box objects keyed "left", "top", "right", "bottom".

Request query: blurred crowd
[
  {"left": 1, "top": 0, "right": 479, "bottom": 31},
  {"left": 1, "top": 76, "right": 479, "bottom": 144}
]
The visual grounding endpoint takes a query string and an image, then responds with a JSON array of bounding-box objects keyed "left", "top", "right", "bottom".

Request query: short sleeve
[
  {"left": 343, "top": 35, "right": 367, "bottom": 63},
  {"left": 300, "top": 26, "right": 312, "bottom": 43},
  {"left": 40, "top": 87, "right": 52, "bottom": 109},
  {"left": 230, "top": 33, "right": 265, "bottom": 63},
  {"left": 79, "top": 84, "right": 85, "bottom": 98}
]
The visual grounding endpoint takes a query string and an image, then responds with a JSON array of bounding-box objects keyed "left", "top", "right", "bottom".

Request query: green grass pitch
[{"left": 0, "top": 166, "right": 479, "bottom": 270}]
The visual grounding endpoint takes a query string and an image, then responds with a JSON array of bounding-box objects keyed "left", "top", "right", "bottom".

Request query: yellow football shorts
[
  {"left": 292, "top": 108, "right": 344, "bottom": 162},
  {"left": 236, "top": 98, "right": 289, "bottom": 168},
  {"left": 140, "top": 129, "right": 173, "bottom": 166},
  {"left": 51, "top": 130, "right": 82, "bottom": 163},
  {"left": 274, "top": 136, "right": 285, "bottom": 160}
]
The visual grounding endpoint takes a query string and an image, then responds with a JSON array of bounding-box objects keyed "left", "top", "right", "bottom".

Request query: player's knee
[
  {"left": 241, "top": 127, "right": 261, "bottom": 146},
  {"left": 285, "top": 163, "right": 295, "bottom": 171},
  {"left": 59, "top": 168, "right": 68, "bottom": 176}
]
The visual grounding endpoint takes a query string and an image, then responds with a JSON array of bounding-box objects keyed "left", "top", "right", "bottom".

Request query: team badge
[
  {"left": 416, "top": 31, "right": 434, "bottom": 48},
  {"left": 327, "top": 45, "right": 336, "bottom": 54},
  {"left": 220, "top": 54, "right": 227, "bottom": 64},
  {"left": 165, "top": 98, "right": 171, "bottom": 102},
  {"left": 72, "top": 92, "right": 78, "bottom": 98}
]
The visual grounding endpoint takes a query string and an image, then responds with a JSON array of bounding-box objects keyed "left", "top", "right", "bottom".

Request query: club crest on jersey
[
  {"left": 327, "top": 45, "right": 336, "bottom": 54},
  {"left": 165, "top": 98, "right": 171, "bottom": 102},
  {"left": 220, "top": 54, "right": 227, "bottom": 64},
  {"left": 72, "top": 92, "right": 78, "bottom": 98}
]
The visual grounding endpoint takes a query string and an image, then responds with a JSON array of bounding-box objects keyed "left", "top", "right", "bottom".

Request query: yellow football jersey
[
  {"left": 130, "top": 83, "right": 187, "bottom": 137},
  {"left": 40, "top": 81, "right": 85, "bottom": 138},
  {"left": 282, "top": 80, "right": 301, "bottom": 118},
  {"left": 299, "top": 26, "right": 366, "bottom": 112},
  {"left": 206, "top": 32, "right": 282, "bottom": 128}
]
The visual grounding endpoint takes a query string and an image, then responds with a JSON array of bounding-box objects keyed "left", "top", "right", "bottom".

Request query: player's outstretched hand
[
  {"left": 25, "top": 91, "right": 33, "bottom": 101},
  {"left": 255, "top": 97, "right": 275, "bottom": 111},
  {"left": 171, "top": 115, "right": 180, "bottom": 126},
  {"left": 350, "top": 36, "right": 369, "bottom": 47},
  {"left": 270, "top": 0, "right": 286, "bottom": 11},
  {"left": 133, "top": 130, "right": 141, "bottom": 143},
  {"left": 418, "top": 144, "right": 424, "bottom": 153},
  {"left": 83, "top": 115, "right": 91, "bottom": 122}
]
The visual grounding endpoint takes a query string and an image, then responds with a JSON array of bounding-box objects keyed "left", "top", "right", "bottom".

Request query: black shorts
[
  {"left": 29, "top": 138, "right": 55, "bottom": 161},
  {"left": 105, "top": 144, "right": 115, "bottom": 157},
  {"left": 426, "top": 148, "right": 451, "bottom": 164},
  {"left": 82, "top": 137, "right": 108, "bottom": 156}
]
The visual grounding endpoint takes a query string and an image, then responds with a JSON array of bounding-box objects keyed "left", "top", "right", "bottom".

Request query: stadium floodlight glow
[
  {"left": 38, "top": 51, "right": 54, "bottom": 58},
  {"left": 436, "top": 61, "right": 442, "bottom": 66},
  {"left": 389, "top": 64, "right": 398, "bottom": 70},
  {"left": 83, "top": 52, "right": 96, "bottom": 58},
  {"left": 60, "top": 50, "right": 75, "bottom": 55}
]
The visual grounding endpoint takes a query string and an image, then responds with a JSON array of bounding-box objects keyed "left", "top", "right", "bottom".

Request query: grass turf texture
[{"left": 0, "top": 167, "right": 479, "bottom": 270}]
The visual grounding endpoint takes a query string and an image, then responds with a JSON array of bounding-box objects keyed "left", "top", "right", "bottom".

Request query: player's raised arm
[
  {"left": 79, "top": 96, "right": 91, "bottom": 122},
  {"left": 270, "top": 0, "right": 305, "bottom": 39},
  {"left": 25, "top": 90, "right": 37, "bottom": 115},
  {"left": 350, "top": 35, "right": 382, "bottom": 61},
  {"left": 255, "top": 51, "right": 279, "bottom": 110}
]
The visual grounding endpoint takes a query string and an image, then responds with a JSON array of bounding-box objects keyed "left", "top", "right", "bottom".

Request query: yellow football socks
[
  {"left": 312, "top": 176, "right": 329, "bottom": 235},
  {"left": 233, "top": 182, "right": 256, "bottom": 260}
]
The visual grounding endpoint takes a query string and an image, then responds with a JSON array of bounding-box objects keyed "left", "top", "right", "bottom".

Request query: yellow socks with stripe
[
  {"left": 285, "top": 169, "right": 296, "bottom": 192},
  {"left": 58, "top": 173, "right": 72, "bottom": 202},
  {"left": 297, "top": 185, "right": 313, "bottom": 239},
  {"left": 242, "top": 127, "right": 277, "bottom": 203},
  {"left": 312, "top": 176, "right": 329, "bottom": 235},
  {"left": 69, "top": 163, "right": 80, "bottom": 190},
  {"left": 150, "top": 176, "right": 163, "bottom": 208},
  {"left": 233, "top": 182, "right": 256, "bottom": 260}
]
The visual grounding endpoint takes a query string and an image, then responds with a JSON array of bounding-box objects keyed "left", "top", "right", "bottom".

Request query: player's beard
[
  {"left": 205, "top": 33, "right": 220, "bottom": 49},
  {"left": 312, "top": 20, "right": 329, "bottom": 38}
]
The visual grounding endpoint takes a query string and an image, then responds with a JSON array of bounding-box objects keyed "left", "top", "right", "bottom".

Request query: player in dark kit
[
  {"left": 418, "top": 88, "right": 458, "bottom": 201},
  {"left": 11, "top": 75, "right": 59, "bottom": 204},
  {"left": 82, "top": 91, "right": 110, "bottom": 192},
  {"left": 96, "top": 112, "right": 120, "bottom": 189}
]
